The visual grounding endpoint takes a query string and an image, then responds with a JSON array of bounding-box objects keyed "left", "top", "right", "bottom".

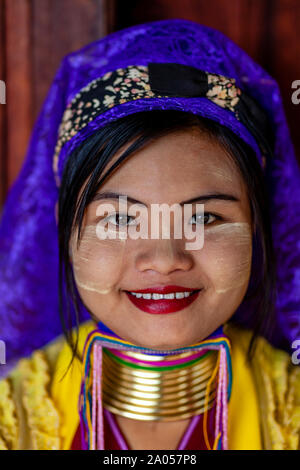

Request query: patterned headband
[{"left": 53, "top": 62, "right": 274, "bottom": 185}]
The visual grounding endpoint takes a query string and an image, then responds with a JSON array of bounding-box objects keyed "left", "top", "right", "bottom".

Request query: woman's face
[{"left": 69, "top": 126, "right": 253, "bottom": 349}]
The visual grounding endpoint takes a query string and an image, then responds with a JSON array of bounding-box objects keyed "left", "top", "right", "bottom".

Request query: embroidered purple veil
[{"left": 1, "top": 18, "right": 299, "bottom": 375}]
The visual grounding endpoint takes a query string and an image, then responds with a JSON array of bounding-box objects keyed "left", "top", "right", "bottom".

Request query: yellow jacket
[{"left": 0, "top": 321, "right": 299, "bottom": 450}]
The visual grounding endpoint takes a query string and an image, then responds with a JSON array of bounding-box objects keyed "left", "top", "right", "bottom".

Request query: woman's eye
[
  {"left": 106, "top": 213, "right": 136, "bottom": 227},
  {"left": 189, "top": 212, "right": 219, "bottom": 225}
]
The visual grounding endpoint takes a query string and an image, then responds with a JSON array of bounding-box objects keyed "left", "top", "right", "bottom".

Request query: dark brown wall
[{"left": 1, "top": 0, "right": 299, "bottom": 208}]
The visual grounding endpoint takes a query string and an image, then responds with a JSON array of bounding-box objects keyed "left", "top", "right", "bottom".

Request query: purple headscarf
[{"left": 1, "top": 18, "right": 299, "bottom": 374}]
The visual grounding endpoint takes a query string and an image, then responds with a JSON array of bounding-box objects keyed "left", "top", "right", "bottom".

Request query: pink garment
[{"left": 71, "top": 404, "right": 217, "bottom": 450}]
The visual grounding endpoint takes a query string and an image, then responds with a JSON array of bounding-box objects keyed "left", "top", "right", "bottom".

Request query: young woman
[{"left": 0, "top": 19, "right": 299, "bottom": 450}]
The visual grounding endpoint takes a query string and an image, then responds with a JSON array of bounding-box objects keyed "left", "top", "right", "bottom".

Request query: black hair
[{"left": 58, "top": 110, "right": 277, "bottom": 373}]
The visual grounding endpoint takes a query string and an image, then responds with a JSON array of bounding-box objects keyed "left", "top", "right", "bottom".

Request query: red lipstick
[{"left": 124, "top": 285, "right": 201, "bottom": 314}]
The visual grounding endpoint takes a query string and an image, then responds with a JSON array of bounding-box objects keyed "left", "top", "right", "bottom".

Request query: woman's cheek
[
  {"left": 69, "top": 224, "right": 127, "bottom": 296},
  {"left": 198, "top": 222, "right": 252, "bottom": 297}
]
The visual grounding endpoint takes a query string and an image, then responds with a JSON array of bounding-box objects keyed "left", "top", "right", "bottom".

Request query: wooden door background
[{"left": 1, "top": 0, "right": 299, "bottom": 209}]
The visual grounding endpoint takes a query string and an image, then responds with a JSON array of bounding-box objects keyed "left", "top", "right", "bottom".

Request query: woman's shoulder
[
  {"left": 0, "top": 339, "right": 63, "bottom": 449},
  {"left": 0, "top": 320, "right": 95, "bottom": 450},
  {"left": 225, "top": 321, "right": 300, "bottom": 449}
]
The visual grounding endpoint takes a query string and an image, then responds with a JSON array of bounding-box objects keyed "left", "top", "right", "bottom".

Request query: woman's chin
[{"left": 122, "top": 331, "right": 206, "bottom": 351}]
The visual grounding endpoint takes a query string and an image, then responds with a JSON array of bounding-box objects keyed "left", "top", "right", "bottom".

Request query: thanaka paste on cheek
[
  {"left": 201, "top": 222, "right": 252, "bottom": 295},
  {"left": 70, "top": 224, "right": 127, "bottom": 296}
]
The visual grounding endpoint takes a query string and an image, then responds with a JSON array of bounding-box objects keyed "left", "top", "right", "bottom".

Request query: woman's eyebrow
[
  {"left": 91, "top": 191, "right": 145, "bottom": 206},
  {"left": 182, "top": 193, "right": 240, "bottom": 204},
  {"left": 91, "top": 191, "right": 240, "bottom": 206}
]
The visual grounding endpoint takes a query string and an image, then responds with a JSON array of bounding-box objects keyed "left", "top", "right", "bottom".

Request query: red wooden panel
[
  {"left": 3, "top": 0, "right": 115, "bottom": 198},
  {"left": 5, "top": 0, "right": 33, "bottom": 189},
  {"left": 31, "top": 0, "right": 114, "bottom": 121},
  {"left": 0, "top": 0, "right": 7, "bottom": 206}
]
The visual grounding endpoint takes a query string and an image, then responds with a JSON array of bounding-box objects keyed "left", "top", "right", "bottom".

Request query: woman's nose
[{"left": 135, "top": 239, "right": 193, "bottom": 275}]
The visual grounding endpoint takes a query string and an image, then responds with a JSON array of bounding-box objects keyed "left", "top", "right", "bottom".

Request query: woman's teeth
[{"left": 128, "top": 291, "right": 196, "bottom": 299}]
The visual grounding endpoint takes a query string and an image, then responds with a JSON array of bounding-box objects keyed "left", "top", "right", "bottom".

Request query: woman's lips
[{"left": 124, "top": 287, "right": 202, "bottom": 314}]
